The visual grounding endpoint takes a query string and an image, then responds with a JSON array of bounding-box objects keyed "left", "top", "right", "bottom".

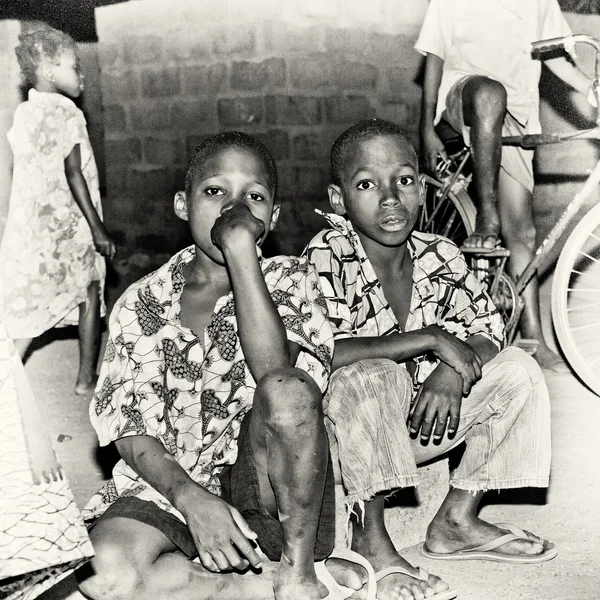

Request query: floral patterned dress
[{"left": 0, "top": 89, "right": 106, "bottom": 339}]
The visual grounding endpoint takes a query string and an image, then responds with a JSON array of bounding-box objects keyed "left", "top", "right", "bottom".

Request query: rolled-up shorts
[
  {"left": 444, "top": 75, "right": 534, "bottom": 193},
  {"left": 88, "top": 411, "right": 336, "bottom": 563}
]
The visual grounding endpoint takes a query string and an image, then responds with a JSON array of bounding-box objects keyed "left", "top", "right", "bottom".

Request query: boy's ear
[
  {"left": 174, "top": 191, "right": 188, "bottom": 221},
  {"left": 268, "top": 204, "right": 280, "bottom": 232},
  {"left": 418, "top": 174, "right": 426, "bottom": 205},
  {"left": 328, "top": 184, "right": 346, "bottom": 215}
]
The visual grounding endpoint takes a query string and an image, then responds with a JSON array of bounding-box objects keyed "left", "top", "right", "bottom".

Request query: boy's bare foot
[
  {"left": 352, "top": 530, "right": 450, "bottom": 600},
  {"left": 74, "top": 374, "right": 98, "bottom": 396},
  {"left": 274, "top": 556, "right": 366, "bottom": 600},
  {"left": 425, "top": 510, "right": 548, "bottom": 559},
  {"left": 462, "top": 209, "right": 501, "bottom": 252}
]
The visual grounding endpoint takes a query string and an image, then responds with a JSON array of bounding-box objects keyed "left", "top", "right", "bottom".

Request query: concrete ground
[{"left": 25, "top": 281, "right": 600, "bottom": 600}]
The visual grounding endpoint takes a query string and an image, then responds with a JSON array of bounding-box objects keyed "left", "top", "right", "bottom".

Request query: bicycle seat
[{"left": 435, "top": 119, "right": 466, "bottom": 155}]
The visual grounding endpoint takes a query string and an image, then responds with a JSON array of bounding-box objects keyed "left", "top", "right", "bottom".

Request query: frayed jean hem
[{"left": 450, "top": 477, "right": 550, "bottom": 492}]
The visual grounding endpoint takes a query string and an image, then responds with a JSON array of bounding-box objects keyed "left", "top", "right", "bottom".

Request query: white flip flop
[{"left": 314, "top": 548, "right": 377, "bottom": 600}]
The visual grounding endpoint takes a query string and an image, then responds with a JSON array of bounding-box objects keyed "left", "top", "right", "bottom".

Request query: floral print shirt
[
  {"left": 303, "top": 212, "right": 504, "bottom": 388},
  {"left": 83, "top": 247, "right": 333, "bottom": 521},
  {"left": 0, "top": 89, "right": 105, "bottom": 339}
]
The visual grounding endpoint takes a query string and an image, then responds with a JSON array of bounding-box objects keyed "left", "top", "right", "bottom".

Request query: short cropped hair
[
  {"left": 185, "top": 131, "right": 278, "bottom": 196},
  {"left": 331, "top": 119, "right": 416, "bottom": 187},
  {"left": 15, "top": 24, "right": 76, "bottom": 89}
]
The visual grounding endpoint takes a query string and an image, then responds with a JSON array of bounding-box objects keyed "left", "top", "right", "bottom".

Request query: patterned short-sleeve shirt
[
  {"left": 303, "top": 212, "right": 505, "bottom": 388},
  {"left": 83, "top": 246, "right": 333, "bottom": 521}
]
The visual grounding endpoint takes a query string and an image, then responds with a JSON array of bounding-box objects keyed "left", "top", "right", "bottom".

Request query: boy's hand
[
  {"left": 178, "top": 483, "right": 263, "bottom": 572},
  {"left": 211, "top": 204, "right": 265, "bottom": 252},
  {"left": 92, "top": 225, "right": 116, "bottom": 259},
  {"left": 409, "top": 362, "right": 464, "bottom": 443},
  {"left": 420, "top": 126, "right": 448, "bottom": 175},
  {"left": 429, "top": 326, "right": 482, "bottom": 395}
]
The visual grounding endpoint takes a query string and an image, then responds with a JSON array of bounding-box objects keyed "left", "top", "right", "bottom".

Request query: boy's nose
[
  {"left": 221, "top": 195, "right": 246, "bottom": 214},
  {"left": 381, "top": 191, "right": 400, "bottom": 208}
]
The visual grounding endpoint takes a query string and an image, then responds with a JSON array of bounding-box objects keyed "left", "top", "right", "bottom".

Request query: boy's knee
[
  {"left": 257, "top": 367, "right": 323, "bottom": 428},
  {"left": 333, "top": 358, "right": 412, "bottom": 409},
  {"left": 336, "top": 358, "right": 411, "bottom": 391},
  {"left": 495, "top": 346, "right": 545, "bottom": 387},
  {"left": 79, "top": 540, "right": 142, "bottom": 600}
]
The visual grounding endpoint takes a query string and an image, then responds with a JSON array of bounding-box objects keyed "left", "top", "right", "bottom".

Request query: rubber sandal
[
  {"left": 375, "top": 565, "right": 457, "bottom": 600},
  {"left": 460, "top": 233, "right": 501, "bottom": 255},
  {"left": 314, "top": 548, "right": 377, "bottom": 600},
  {"left": 420, "top": 522, "right": 558, "bottom": 564}
]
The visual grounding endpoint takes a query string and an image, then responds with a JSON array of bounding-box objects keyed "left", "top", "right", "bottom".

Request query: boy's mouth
[{"left": 380, "top": 214, "right": 407, "bottom": 231}]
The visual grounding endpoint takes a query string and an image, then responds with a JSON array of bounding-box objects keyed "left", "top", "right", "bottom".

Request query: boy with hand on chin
[
  {"left": 76, "top": 132, "right": 372, "bottom": 600},
  {"left": 304, "top": 119, "right": 554, "bottom": 600}
]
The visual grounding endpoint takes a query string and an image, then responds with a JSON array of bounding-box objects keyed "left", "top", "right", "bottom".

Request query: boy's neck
[
  {"left": 357, "top": 231, "right": 412, "bottom": 274},
  {"left": 184, "top": 248, "right": 232, "bottom": 288}
]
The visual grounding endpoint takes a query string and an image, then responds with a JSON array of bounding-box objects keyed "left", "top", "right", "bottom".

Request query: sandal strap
[{"left": 462, "top": 523, "right": 529, "bottom": 554}]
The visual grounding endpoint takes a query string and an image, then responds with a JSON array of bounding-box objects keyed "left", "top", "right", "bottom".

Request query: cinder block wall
[
  {"left": 95, "top": 0, "right": 429, "bottom": 295},
  {"left": 95, "top": 0, "right": 599, "bottom": 299}
]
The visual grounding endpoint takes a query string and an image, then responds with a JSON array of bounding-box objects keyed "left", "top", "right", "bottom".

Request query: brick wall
[
  {"left": 95, "top": 0, "right": 599, "bottom": 299},
  {"left": 95, "top": 0, "right": 428, "bottom": 296}
]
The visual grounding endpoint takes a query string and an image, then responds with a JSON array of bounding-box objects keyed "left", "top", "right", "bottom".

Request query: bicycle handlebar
[{"left": 531, "top": 34, "right": 600, "bottom": 58}]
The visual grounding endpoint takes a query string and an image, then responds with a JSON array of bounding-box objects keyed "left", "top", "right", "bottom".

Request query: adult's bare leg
[
  {"left": 75, "top": 280, "right": 101, "bottom": 395},
  {"left": 249, "top": 367, "right": 363, "bottom": 600},
  {"left": 461, "top": 76, "right": 506, "bottom": 250},
  {"left": 498, "top": 171, "right": 562, "bottom": 368}
]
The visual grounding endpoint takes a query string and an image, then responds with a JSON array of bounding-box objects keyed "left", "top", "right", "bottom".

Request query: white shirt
[{"left": 414, "top": 0, "right": 571, "bottom": 132}]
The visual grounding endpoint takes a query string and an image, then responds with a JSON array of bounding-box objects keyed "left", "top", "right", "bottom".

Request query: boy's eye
[
  {"left": 356, "top": 180, "right": 375, "bottom": 190},
  {"left": 205, "top": 187, "right": 224, "bottom": 196},
  {"left": 247, "top": 192, "right": 265, "bottom": 202},
  {"left": 397, "top": 175, "right": 415, "bottom": 186}
]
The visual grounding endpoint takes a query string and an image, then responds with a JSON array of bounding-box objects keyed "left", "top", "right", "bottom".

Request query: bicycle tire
[
  {"left": 552, "top": 202, "right": 600, "bottom": 397},
  {"left": 420, "top": 175, "right": 476, "bottom": 245}
]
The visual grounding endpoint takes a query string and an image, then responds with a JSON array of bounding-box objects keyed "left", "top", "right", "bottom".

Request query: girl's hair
[
  {"left": 15, "top": 24, "right": 76, "bottom": 89},
  {"left": 185, "top": 131, "right": 278, "bottom": 195}
]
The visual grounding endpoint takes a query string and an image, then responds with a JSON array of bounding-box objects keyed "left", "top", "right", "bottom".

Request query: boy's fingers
[
  {"left": 231, "top": 531, "right": 263, "bottom": 569},
  {"left": 198, "top": 549, "right": 220, "bottom": 572},
  {"left": 432, "top": 412, "right": 448, "bottom": 440},
  {"left": 221, "top": 543, "right": 249, "bottom": 570},
  {"left": 231, "top": 507, "right": 258, "bottom": 540},
  {"left": 210, "top": 549, "right": 231, "bottom": 572},
  {"left": 448, "top": 406, "right": 460, "bottom": 436}
]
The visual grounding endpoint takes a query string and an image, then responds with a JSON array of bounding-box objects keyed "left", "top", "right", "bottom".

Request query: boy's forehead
[
  {"left": 345, "top": 134, "right": 418, "bottom": 171},
  {"left": 189, "top": 146, "right": 271, "bottom": 185}
]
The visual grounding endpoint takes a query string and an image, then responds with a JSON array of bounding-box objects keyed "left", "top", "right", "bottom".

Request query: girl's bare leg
[{"left": 75, "top": 280, "right": 101, "bottom": 395}]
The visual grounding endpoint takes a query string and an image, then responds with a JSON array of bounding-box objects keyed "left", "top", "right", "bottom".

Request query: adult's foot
[
  {"left": 74, "top": 373, "right": 98, "bottom": 396},
  {"left": 532, "top": 342, "right": 567, "bottom": 373},
  {"left": 461, "top": 209, "right": 501, "bottom": 252},
  {"left": 425, "top": 510, "right": 551, "bottom": 560},
  {"left": 352, "top": 530, "right": 450, "bottom": 600}
]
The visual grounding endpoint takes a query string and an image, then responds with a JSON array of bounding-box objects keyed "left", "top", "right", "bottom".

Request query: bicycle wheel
[
  {"left": 552, "top": 202, "right": 600, "bottom": 396},
  {"left": 419, "top": 175, "right": 476, "bottom": 246}
]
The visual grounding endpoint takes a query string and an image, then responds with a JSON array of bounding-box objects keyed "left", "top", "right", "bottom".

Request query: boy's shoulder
[
  {"left": 410, "top": 230, "right": 462, "bottom": 256},
  {"left": 306, "top": 226, "right": 355, "bottom": 256},
  {"left": 261, "top": 253, "right": 314, "bottom": 281},
  {"left": 112, "top": 248, "right": 190, "bottom": 313}
]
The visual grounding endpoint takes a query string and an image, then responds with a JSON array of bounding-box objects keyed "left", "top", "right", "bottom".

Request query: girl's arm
[{"left": 64, "top": 144, "right": 116, "bottom": 258}]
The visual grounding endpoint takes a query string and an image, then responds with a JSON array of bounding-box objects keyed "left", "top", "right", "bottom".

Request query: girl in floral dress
[{"left": 0, "top": 25, "right": 116, "bottom": 395}]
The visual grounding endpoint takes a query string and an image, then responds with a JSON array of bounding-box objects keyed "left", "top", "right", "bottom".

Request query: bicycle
[{"left": 418, "top": 33, "right": 600, "bottom": 397}]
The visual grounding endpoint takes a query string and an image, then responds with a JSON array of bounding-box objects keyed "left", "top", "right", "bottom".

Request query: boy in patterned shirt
[
  {"left": 304, "top": 119, "right": 554, "bottom": 600},
  {"left": 77, "top": 132, "right": 366, "bottom": 600}
]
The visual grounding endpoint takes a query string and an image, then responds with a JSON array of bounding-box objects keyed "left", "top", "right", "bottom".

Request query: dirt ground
[{"left": 24, "top": 281, "right": 600, "bottom": 600}]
